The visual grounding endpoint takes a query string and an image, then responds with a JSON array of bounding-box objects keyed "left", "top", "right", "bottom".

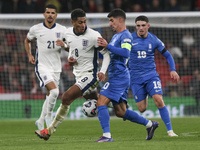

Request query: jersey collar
[
  {"left": 73, "top": 26, "right": 87, "bottom": 36},
  {"left": 43, "top": 22, "right": 56, "bottom": 29}
]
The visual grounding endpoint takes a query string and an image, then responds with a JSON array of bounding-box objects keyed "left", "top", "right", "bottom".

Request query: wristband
[{"left": 64, "top": 43, "right": 68, "bottom": 48}]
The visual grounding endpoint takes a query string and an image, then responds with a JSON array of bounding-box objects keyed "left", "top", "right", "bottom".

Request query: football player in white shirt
[
  {"left": 24, "top": 5, "right": 67, "bottom": 131},
  {"left": 35, "top": 8, "right": 111, "bottom": 140}
]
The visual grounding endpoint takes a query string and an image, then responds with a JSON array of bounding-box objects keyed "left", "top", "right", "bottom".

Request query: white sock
[
  {"left": 38, "top": 95, "right": 49, "bottom": 122},
  {"left": 46, "top": 88, "right": 59, "bottom": 118},
  {"left": 146, "top": 120, "right": 153, "bottom": 128},
  {"left": 103, "top": 133, "right": 111, "bottom": 138},
  {"left": 48, "top": 104, "right": 70, "bottom": 134}
]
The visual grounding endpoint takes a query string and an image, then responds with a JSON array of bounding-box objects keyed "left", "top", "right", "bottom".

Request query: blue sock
[
  {"left": 97, "top": 105, "right": 110, "bottom": 133},
  {"left": 159, "top": 106, "right": 172, "bottom": 131},
  {"left": 123, "top": 109, "right": 149, "bottom": 126}
]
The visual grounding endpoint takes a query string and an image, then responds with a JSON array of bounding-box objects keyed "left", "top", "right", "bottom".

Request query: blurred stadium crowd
[
  {"left": 0, "top": 0, "right": 199, "bottom": 13},
  {"left": 0, "top": 0, "right": 200, "bottom": 107}
]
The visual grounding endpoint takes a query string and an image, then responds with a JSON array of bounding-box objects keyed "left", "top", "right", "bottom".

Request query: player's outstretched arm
[
  {"left": 98, "top": 49, "right": 110, "bottom": 82},
  {"left": 97, "top": 37, "right": 108, "bottom": 48},
  {"left": 24, "top": 37, "right": 36, "bottom": 64},
  {"left": 162, "top": 50, "right": 180, "bottom": 83},
  {"left": 98, "top": 37, "right": 130, "bottom": 58}
]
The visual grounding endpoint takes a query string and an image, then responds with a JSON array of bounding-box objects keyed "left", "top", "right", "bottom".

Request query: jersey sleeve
[
  {"left": 121, "top": 33, "right": 132, "bottom": 51},
  {"left": 106, "top": 32, "right": 131, "bottom": 58},
  {"left": 27, "top": 25, "right": 36, "bottom": 41},
  {"left": 92, "top": 30, "right": 108, "bottom": 55},
  {"left": 93, "top": 31, "right": 102, "bottom": 48},
  {"left": 155, "top": 37, "right": 165, "bottom": 53},
  {"left": 162, "top": 51, "right": 176, "bottom": 71}
]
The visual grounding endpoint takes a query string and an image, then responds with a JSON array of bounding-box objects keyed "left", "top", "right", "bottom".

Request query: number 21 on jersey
[{"left": 47, "top": 41, "right": 55, "bottom": 49}]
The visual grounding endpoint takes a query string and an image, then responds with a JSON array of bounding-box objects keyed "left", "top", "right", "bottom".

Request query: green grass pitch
[{"left": 0, "top": 117, "right": 200, "bottom": 150}]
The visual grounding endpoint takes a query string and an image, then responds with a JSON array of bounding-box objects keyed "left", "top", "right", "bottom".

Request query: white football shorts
[
  {"left": 75, "top": 71, "right": 99, "bottom": 96},
  {"left": 35, "top": 70, "right": 60, "bottom": 87}
]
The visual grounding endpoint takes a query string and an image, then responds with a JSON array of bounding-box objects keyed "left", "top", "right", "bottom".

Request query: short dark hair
[
  {"left": 107, "top": 8, "right": 126, "bottom": 20},
  {"left": 71, "top": 8, "right": 86, "bottom": 21},
  {"left": 135, "top": 15, "right": 149, "bottom": 23},
  {"left": 45, "top": 4, "right": 57, "bottom": 12}
]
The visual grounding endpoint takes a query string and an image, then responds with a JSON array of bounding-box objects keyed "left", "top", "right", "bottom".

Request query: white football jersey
[
  {"left": 27, "top": 23, "right": 67, "bottom": 73},
  {"left": 65, "top": 27, "right": 108, "bottom": 77}
]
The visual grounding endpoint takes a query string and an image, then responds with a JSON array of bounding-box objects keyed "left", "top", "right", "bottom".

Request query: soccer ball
[{"left": 82, "top": 99, "right": 97, "bottom": 117}]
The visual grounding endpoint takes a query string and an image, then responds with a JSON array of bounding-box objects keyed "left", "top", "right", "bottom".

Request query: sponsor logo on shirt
[
  {"left": 155, "top": 90, "right": 161, "bottom": 92},
  {"left": 132, "top": 43, "right": 138, "bottom": 46}
]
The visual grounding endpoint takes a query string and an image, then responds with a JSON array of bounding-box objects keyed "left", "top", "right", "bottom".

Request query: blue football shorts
[
  {"left": 130, "top": 76, "right": 163, "bottom": 103},
  {"left": 100, "top": 77, "right": 129, "bottom": 106}
]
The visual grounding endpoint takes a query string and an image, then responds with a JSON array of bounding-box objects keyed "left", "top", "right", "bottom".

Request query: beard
[
  {"left": 140, "top": 34, "right": 145, "bottom": 38},
  {"left": 47, "top": 17, "right": 53, "bottom": 24}
]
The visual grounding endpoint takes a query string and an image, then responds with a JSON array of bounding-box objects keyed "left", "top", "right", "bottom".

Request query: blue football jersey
[
  {"left": 108, "top": 29, "right": 132, "bottom": 79},
  {"left": 129, "top": 32, "right": 165, "bottom": 83},
  {"left": 100, "top": 29, "right": 132, "bottom": 102}
]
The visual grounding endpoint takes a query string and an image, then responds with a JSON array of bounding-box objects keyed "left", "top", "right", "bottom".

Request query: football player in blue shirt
[
  {"left": 129, "top": 15, "right": 180, "bottom": 137},
  {"left": 95, "top": 9, "right": 159, "bottom": 142}
]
